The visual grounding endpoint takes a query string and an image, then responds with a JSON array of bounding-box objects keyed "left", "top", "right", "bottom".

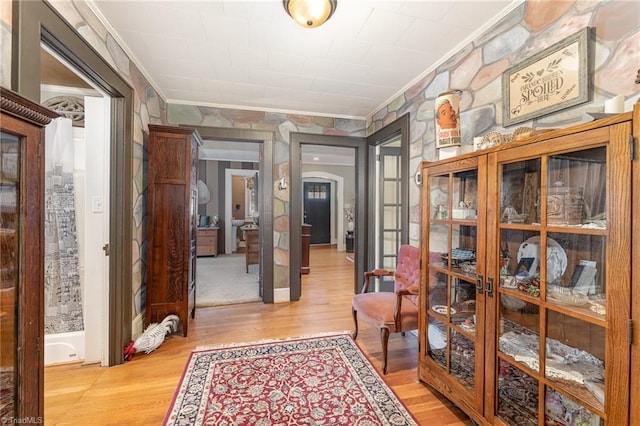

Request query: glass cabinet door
[
  {"left": 424, "top": 164, "right": 485, "bottom": 409},
  {"left": 0, "top": 131, "right": 19, "bottom": 419},
  {"left": 492, "top": 134, "right": 630, "bottom": 425}
]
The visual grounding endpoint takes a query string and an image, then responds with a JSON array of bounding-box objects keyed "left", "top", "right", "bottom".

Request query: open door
[{"left": 365, "top": 115, "right": 410, "bottom": 293}]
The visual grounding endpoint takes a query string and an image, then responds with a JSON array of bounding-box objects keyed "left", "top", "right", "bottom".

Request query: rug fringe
[{"left": 195, "top": 330, "right": 353, "bottom": 351}]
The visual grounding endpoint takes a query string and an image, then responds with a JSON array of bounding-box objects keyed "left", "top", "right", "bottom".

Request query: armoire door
[
  {"left": 419, "top": 154, "right": 489, "bottom": 418},
  {"left": 486, "top": 123, "right": 631, "bottom": 425}
]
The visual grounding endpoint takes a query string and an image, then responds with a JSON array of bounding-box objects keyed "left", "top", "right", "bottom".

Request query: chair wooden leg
[
  {"left": 352, "top": 309, "right": 359, "bottom": 339},
  {"left": 381, "top": 328, "right": 390, "bottom": 374}
]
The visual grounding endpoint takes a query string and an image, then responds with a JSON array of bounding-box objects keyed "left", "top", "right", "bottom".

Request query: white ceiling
[{"left": 89, "top": 0, "right": 518, "bottom": 120}]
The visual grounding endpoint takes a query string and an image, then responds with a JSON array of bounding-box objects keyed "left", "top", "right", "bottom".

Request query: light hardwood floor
[{"left": 45, "top": 246, "right": 472, "bottom": 425}]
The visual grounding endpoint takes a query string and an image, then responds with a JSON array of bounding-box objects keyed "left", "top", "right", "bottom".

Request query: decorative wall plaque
[{"left": 502, "top": 28, "right": 591, "bottom": 126}]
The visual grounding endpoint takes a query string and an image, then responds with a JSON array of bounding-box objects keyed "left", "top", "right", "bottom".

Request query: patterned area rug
[{"left": 164, "top": 333, "right": 417, "bottom": 425}]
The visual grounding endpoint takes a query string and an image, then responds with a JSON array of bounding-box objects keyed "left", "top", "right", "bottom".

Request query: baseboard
[
  {"left": 274, "top": 287, "right": 290, "bottom": 303},
  {"left": 132, "top": 313, "right": 144, "bottom": 340}
]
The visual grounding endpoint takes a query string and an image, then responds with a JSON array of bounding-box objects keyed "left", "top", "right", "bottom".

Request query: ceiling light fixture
[{"left": 283, "top": 0, "right": 337, "bottom": 28}]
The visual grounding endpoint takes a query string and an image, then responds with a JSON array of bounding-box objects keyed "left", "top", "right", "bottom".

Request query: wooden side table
[
  {"left": 244, "top": 228, "right": 259, "bottom": 272},
  {"left": 196, "top": 227, "right": 218, "bottom": 257}
]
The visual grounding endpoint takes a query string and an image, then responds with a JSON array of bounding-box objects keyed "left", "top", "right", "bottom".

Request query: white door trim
[
  {"left": 302, "top": 171, "right": 344, "bottom": 251},
  {"left": 225, "top": 169, "right": 258, "bottom": 254}
]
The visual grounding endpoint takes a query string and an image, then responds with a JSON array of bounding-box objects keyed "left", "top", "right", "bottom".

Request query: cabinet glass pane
[
  {"left": 429, "top": 223, "right": 448, "bottom": 267},
  {"left": 546, "top": 147, "right": 606, "bottom": 228},
  {"left": 428, "top": 221, "right": 448, "bottom": 312},
  {"left": 451, "top": 278, "right": 476, "bottom": 331},
  {"left": 545, "top": 310, "right": 605, "bottom": 411},
  {"left": 501, "top": 159, "right": 540, "bottom": 225},
  {"left": 497, "top": 359, "right": 538, "bottom": 426},
  {"left": 428, "top": 316, "right": 447, "bottom": 369},
  {"left": 430, "top": 175, "right": 449, "bottom": 220},
  {"left": 0, "top": 131, "right": 19, "bottom": 419},
  {"left": 545, "top": 386, "right": 603, "bottom": 425},
  {"left": 547, "top": 233, "right": 606, "bottom": 317},
  {"left": 429, "top": 278, "right": 448, "bottom": 312},
  {"left": 450, "top": 224, "right": 476, "bottom": 274},
  {"left": 499, "top": 303, "right": 540, "bottom": 372},
  {"left": 499, "top": 230, "right": 541, "bottom": 298},
  {"left": 450, "top": 330, "right": 475, "bottom": 391},
  {"left": 452, "top": 170, "right": 478, "bottom": 221}
]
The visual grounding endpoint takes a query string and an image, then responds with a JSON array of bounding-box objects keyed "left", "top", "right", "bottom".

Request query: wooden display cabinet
[
  {"left": 145, "top": 124, "right": 201, "bottom": 337},
  {"left": 1, "top": 88, "right": 58, "bottom": 420},
  {"left": 419, "top": 106, "right": 639, "bottom": 425}
]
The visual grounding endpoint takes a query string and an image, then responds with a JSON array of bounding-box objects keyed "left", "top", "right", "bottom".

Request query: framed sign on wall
[{"left": 502, "top": 28, "right": 591, "bottom": 126}]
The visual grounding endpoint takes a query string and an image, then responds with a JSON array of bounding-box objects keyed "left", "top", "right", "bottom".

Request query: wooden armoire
[
  {"left": 145, "top": 124, "right": 201, "bottom": 337},
  {"left": 1, "top": 87, "right": 58, "bottom": 420}
]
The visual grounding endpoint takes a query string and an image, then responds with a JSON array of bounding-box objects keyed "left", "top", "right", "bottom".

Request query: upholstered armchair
[{"left": 352, "top": 244, "right": 420, "bottom": 374}]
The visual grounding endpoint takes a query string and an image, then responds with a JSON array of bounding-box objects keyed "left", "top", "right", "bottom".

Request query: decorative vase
[{"left": 347, "top": 220, "right": 354, "bottom": 232}]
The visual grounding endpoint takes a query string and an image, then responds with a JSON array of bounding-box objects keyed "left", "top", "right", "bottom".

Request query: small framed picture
[{"left": 515, "top": 257, "right": 538, "bottom": 278}]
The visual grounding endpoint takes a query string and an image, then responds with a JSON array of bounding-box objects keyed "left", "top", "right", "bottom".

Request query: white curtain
[{"left": 44, "top": 117, "right": 83, "bottom": 334}]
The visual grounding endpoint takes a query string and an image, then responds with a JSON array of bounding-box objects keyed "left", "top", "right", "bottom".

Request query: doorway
[
  {"left": 192, "top": 126, "right": 274, "bottom": 303},
  {"left": 14, "top": 0, "right": 134, "bottom": 365},
  {"left": 225, "top": 168, "right": 260, "bottom": 254},
  {"left": 303, "top": 182, "right": 331, "bottom": 245},
  {"left": 290, "top": 133, "right": 368, "bottom": 300},
  {"left": 196, "top": 140, "right": 262, "bottom": 306},
  {"left": 41, "top": 62, "right": 112, "bottom": 366}
]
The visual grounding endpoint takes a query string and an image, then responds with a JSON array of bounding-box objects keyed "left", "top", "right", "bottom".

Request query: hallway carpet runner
[{"left": 163, "top": 333, "right": 417, "bottom": 425}]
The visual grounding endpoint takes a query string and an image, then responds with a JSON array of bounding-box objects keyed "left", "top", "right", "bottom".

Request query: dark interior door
[{"left": 303, "top": 182, "right": 331, "bottom": 244}]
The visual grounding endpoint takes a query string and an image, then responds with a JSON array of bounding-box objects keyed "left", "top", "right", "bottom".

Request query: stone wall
[
  {"left": 3, "top": 0, "right": 639, "bottom": 316},
  {"left": 169, "top": 105, "right": 366, "bottom": 290},
  {"left": 367, "top": 0, "right": 640, "bottom": 245},
  {"left": 1, "top": 0, "right": 168, "bottom": 332}
]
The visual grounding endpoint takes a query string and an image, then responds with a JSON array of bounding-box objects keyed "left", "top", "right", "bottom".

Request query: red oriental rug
[{"left": 164, "top": 332, "right": 417, "bottom": 425}]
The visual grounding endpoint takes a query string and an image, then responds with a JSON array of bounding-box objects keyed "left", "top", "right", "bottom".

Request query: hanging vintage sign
[{"left": 435, "top": 89, "right": 462, "bottom": 148}]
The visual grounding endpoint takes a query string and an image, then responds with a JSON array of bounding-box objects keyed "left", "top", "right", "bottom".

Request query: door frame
[
  {"left": 290, "top": 133, "right": 367, "bottom": 299},
  {"left": 14, "top": 0, "right": 134, "bottom": 365},
  {"left": 224, "top": 168, "right": 259, "bottom": 254},
  {"left": 192, "top": 126, "right": 274, "bottom": 303},
  {"left": 366, "top": 114, "right": 410, "bottom": 271}
]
